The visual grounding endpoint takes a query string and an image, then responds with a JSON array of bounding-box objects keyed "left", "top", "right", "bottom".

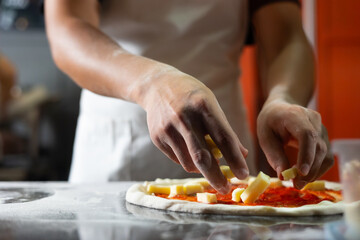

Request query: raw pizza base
[{"left": 126, "top": 178, "right": 345, "bottom": 216}]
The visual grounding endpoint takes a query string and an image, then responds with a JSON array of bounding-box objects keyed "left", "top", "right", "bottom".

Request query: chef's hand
[
  {"left": 257, "top": 99, "right": 334, "bottom": 189},
  {"left": 141, "top": 68, "right": 249, "bottom": 194}
]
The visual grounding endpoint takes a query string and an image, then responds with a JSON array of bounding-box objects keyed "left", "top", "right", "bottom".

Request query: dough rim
[{"left": 125, "top": 178, "right": 345, "bottom": 216}]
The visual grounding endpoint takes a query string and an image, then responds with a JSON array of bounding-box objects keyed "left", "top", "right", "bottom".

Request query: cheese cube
[
  {"left": 232, "top": 188, "right": 245, "bottom": 202},
  {"left": 229, "top": 177, "right": 248, "bottom": 185},
  {"left": 205, "top": 134, "right": 217, "bottom": 148},
  {"left": 168, "top": 185, "right": 184, "bottom": 197},
  {"left": 147, "top": 184, "right": 171, "bottom": 195},
  {"left": 211, "top": 148, "right": 223, "bottom": 160},
  {"left": 247, "top": 176, "right": 256, "bottom": 186},
  {"left": 281, "top": 167, "right": 298, "bottom": 180},
  {"left": 302, "top": 180, "right": 325, "bottom": 191},
  {"left": 184, "top": 183, "right": 204, "bottom": 195},
  {"left": 205, "top": 134, "right": 223, "bottom": 159},
  {"left": 220, "top": 165, "right": 235, "bottom": 179},
  {"left": 270, "top": 179, "right": 283, "bottom": 188},
  {"left": 241, "top": 171, "right": 270, "bottom": 204},
  {"left": 197, "top": 192, "right": 217, "bottom": 204},
  {"left": 188, "top": 178, "right": 211, "bottom": 188}
]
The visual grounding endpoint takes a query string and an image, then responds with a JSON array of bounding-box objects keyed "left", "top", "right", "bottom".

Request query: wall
[{"left": 317, "top": 0, "right": 360, "bottom": 181}]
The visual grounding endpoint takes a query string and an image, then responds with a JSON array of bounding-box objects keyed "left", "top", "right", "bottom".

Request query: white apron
[{"left": 69, "top": 0, "right": 255, "bottom": 182}]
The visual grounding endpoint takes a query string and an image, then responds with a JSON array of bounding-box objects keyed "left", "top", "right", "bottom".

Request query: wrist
[
  {"left": 263, "top": 85, "right": 304, "bottom": 109},
  {"left": 127, "top": 59, "right": 179, "bottom": 110}
]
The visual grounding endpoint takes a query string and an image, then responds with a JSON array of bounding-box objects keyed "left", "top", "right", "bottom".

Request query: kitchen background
[
  {"left": 0, "top": 0, "right": 359, "bottom": 182},
  {"left": 0, "top": 0, "right": 80, "bottom": 181}
]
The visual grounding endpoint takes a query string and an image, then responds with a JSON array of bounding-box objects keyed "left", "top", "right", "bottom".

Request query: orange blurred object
[{"left": 317, "top": 0, "right": 360, "bottom": 181}]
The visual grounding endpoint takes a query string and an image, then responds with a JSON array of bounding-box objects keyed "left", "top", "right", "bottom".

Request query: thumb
[{"left": 258, "top": 129, "right": 289, "bottom": 178}]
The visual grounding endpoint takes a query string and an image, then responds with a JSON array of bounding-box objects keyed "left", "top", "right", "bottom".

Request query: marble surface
[{"left": 0, "top": 182, "right": 350, "bottom": 240}]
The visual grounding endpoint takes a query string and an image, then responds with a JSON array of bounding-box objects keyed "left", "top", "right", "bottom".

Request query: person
[{"left": 45, "top": 0, "right": 334, "bottom": 194}]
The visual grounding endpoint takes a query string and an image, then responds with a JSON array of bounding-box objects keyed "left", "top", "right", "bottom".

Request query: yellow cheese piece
[
  {"left": 302, "top": 180, "right": 325, "bottom": 191},
  {"left": 205, "top": 134, "right": 223, "bottom": 159},
  {"left": 197, "top": 192, "right": 217, "bottom": 204},
  {"left": 241, "top": 171, "right": 271, "bottom": 204},
  {"left": 220, "top": 165, "right": 235, "bottom": 179},
  {"left": 270, "top": 179, "right": 283, "bottom": 188},
  {"left": 229, "top": 177, "right": 248, "bottom": 185},
  {"left": 232, "top": 188, "right": 245, "bottom": 202},
  {"left": 211, "top": 148, "right": 223, "bottom": 160},
  {"left": 147, "top": 184, "right": 171, "bottom": 195},
  {"left": 205, "top": 134, "right": 217, "bottom": 148},
  {"left": 188, "top": 178, "right": 211, "bottom": 188},
  {"left": 168, "top": 185, "right": 184, "bottom": 197},
  {"left": 247, "top": 176, "right": 256, "bottom": 186},
  {"left": 281, "top": 167, "right": 298, "bottom": 180},
  {"left": 184, "top": 183, "right": 204, "bottom": 195}
]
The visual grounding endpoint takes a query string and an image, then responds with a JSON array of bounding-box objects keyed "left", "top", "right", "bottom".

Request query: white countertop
[{"left": 0, "top": 182, "right": 348, "bottom": 240}]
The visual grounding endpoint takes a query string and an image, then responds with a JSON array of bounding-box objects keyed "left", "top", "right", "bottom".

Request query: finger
[
  {"left": 293, "top": 142, "right": 326, "bottom": 188},
  {"left": 297, "top": 129, "right": 318, "bottom": 176},
  {"left": 314, "top": 154, "right": 335, "bottom": 179},
  {"left": 285, "top": 120, "right": 317, "bottom": 176},
  {"left": 308, "top": 140, "right": 328, "bottom": 182},
  {"left": 212, "top": 132, "right": 249, "bottom": 180},
  {"left": 308, "top": 110, "right": 322, "bottom": 132},
  {"left": 295, "top": 119, "right": 330, "bottom": 183},
  {"left": 314, "top": 126, "right": 334, "bottom": 178},
  {"left": 241, "top": 144, "right": 249, "bottom": 158},
  {"left": 164, "top": 125, "right": 199, "bottom": 173},
  {"left": 258, "top": 128, "right": 289, "bottom": 179},
  {"left": 294, "top": 154, "right": 333, "bottom": 190},
  {"left": 183, "top": 129, "right": 231, "bottom": 194},
  {"left": 160, "top": 141, "right": 180, "bottom": 164},
  {"left": 151, "top": 134, "right": 180, "bottom": 165},
  {"left": 203, "top": 116, "right": 249, "bottom": 180}
]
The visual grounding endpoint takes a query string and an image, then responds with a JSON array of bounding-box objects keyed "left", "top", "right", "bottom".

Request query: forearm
[
  {"left": 262, "top": 35, "right": 315, "bottom": 107},
  {"left": 253, "top": 2, "right": 315, "bottom": 107},
  {"left": 46, "top": 17, "right": 175, "bottom": 108}
]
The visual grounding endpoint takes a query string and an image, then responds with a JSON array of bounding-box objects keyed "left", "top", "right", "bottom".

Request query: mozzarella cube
[
  {"left": 205, "top": 134, "right": 217, "bottom": 148},
  {"left": 205, "top": 134, "right": 223, "bottom": 159},
  {"left": 220, "top": 165, "right": 235, "bottom": 179},
  {"left": 241, "top": 171, "right": 271, "bottom": 204},
  {"left": 211, "top": 148, "right": 223, "bottom": 160},
  {"left": 168, "top": 185, "right": 184, "bottom": 197},
  {"left": 270, "top": 179, "right": 283, "bottom": 188},
  {"left": 147, "top": 184, "right": 171, "bottom": 195},
  {"left": 184, "top": 183, "right": 204, "bottom": 195},
  {"left": 188, "top": 178, "right": 211, "bottom": 188},
  {"left": 281, "top": 167, "right": 298, "bottom": 180},
  {"left": 232, "top": 188, "right": 245, "bottom": 202},
  {"left": 197, "top": 192, "right": 217, "bottom": 204},
  {"left": 302, "top": 180, "right": 325, "bottom": 191},
  {"left": 247, "top": 176, "right": 256, "bottom": 186},
  {"left": 229, "top": 177, "right": 248, "bottom": 185}
]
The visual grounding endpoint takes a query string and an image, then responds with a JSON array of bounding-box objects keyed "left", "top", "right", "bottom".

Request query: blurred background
[
  {"left": 0, "top": 0, "right": 80, "bottom": 181},
  {"left": 0, "top": 0, "right": 359, "bottom": 182}
]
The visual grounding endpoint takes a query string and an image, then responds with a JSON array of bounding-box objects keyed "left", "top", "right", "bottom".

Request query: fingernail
[
  {"left": 238, "top": 168, "right": 249, "bottom": 179},
  {"left": 243, "top": 148, "right": 249, "bottom": 158},
  {"left": 300, "top": 164, "right": 310, "bottom": 176}
]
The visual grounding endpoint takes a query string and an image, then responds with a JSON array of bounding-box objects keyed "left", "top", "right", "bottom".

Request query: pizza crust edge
[{"left": 125, "top": 178, "right": 345, "bottom": 216}]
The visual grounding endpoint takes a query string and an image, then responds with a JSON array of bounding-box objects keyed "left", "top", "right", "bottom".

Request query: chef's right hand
[{"left": 139, "top": 67, "right": 249, "bottom": 194}]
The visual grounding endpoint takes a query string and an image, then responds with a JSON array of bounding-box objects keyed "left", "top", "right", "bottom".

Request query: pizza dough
[{"left": 126, "top": 178, "right": 345, "bottom": 216}]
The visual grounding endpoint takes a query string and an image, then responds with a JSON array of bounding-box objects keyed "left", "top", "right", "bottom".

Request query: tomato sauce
[{"left": 155, "top": 184, "right": 342, "bottom": 208}]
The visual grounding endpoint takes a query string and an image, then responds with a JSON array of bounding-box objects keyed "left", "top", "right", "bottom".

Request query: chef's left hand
[{"left": 257, "top": 99, "right": 334, "bottom": 189}]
